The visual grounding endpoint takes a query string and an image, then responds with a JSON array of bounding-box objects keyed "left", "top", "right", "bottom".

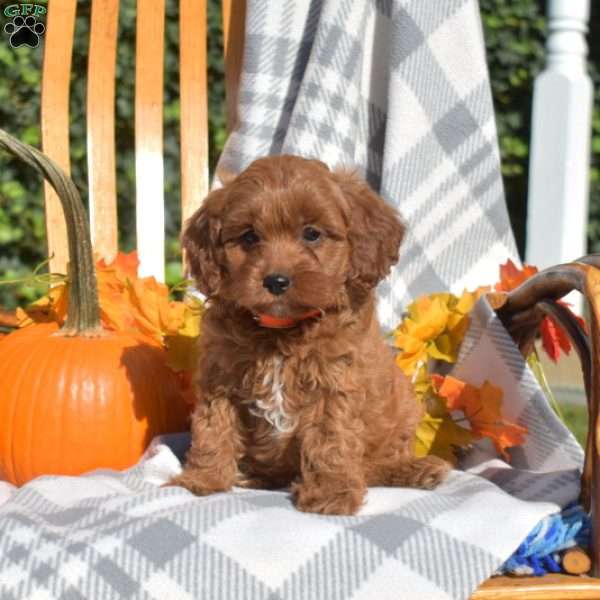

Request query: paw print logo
[{"left": 4, "top": 15, "right": 45, "bottom": 48}]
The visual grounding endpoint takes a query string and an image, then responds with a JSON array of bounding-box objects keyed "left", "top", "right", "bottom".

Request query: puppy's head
[{"left": 183, "top": 155, "right": 404, "bottom": 321}]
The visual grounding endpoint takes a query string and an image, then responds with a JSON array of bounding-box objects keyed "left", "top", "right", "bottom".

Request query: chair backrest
[{"left": 41, "top": 0, "right": 245, "bottom": 280}]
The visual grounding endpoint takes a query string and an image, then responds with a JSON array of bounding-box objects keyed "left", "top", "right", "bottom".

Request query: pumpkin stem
[{"left": 0, "top": 129, "right": 102, "bottom": 336}]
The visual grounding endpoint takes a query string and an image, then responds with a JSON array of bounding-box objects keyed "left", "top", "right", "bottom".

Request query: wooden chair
[
  {"left": 5, "top": 0, "right": 600, "bottom": 598},
  {"left": 471, "top": 257, "right": 600, "bottom": 598},
  {"left": 40, "top": 0, "right": 245, "bottom": 279}
]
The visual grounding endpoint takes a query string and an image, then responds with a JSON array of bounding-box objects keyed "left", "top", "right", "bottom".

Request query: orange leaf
[
  {"left": 430, "top": 374, "right": 465, "bottom": 409},
  {"left": 95, "top": 252, "right": 187, "bottom": 344},
  {"left": 97, "top": 251, "right": 139, "bottom": 278},
  {"left": 17, "top": 283, "right": 68, "bottom": 328},
  {"left": 15, "top": 251, "right": 194, "bottom": 349},
  {"left": 495, "top": 259, "right": 538, "bottom": 292},
  {"left": 432, "top": 375, "right": 528, "bottom": 460}
]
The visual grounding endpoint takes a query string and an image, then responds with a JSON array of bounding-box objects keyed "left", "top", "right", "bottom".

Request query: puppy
[{"left": 170, "top": 155, "right": 450, "bottom": 515}]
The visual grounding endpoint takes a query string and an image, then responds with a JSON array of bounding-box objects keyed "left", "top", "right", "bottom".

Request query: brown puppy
[{"left": 171, "top": 155, "right": 450, "bottom": 515}]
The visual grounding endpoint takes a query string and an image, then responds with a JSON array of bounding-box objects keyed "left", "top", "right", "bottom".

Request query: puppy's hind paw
[{"left": 165, "top": 469, "right": 233, "bottom": 496}]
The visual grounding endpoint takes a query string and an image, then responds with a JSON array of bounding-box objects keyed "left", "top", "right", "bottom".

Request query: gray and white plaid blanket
[
  {"left": 0, "top": 300, "right": 583, "bottom": 600},
  {"left": 218, "top": 0, "right": 519, "bottom": 331},
  {"left": 0, "top": 2, "right": 584, "bottom": 599}
]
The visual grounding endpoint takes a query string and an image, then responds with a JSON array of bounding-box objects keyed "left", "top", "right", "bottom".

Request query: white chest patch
[{"left": 247, "top": 356, "right": 297, "bottom": 435}]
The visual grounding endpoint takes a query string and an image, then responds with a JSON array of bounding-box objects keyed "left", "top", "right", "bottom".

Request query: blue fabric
[{"left": 501, "top": 503, "right": 591, "bottom": 576}]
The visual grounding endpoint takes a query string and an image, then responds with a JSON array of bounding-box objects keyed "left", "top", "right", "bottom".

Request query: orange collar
[{"left": 255, "top": 310, "right": 322, "bottom": 329}]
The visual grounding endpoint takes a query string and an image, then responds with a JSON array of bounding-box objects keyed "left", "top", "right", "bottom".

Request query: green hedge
[
  {"left": 0, "top": 0, "right": 599, "bottom": 308},
  {"left": 481, "top": 0, "right": 600, "bottom": 256}
]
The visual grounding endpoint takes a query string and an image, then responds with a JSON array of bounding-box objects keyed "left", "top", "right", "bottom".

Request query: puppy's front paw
[
  {"left": 413, "top": 455, "right": 451, "bottom": 489},
  {"left": 292, "top": 482, "right": 365, "bottom": 515},
  {"left": 391, "top": 455, "right": 451, "bottom": 490},
  {"left": 166, "top": 468, "right": 233, "bottom": 496}
]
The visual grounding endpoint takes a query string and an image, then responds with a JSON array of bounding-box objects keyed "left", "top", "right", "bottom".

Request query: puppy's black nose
[{"left": 263, "top": 273, "right": 290, "bottom": 296}]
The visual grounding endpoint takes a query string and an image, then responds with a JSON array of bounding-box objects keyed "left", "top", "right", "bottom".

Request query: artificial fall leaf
[
  {"left": 415, "top": 413, "right": 475, "bottom": 463},
  {"left": 394, "top": 296, "right": 453, "bottom": 375},
  {"left": 412, "top": 365, "right": 434, "bottom": 401},
  {"left": 495, "top": 259, "right": 539, "bottom": 292},
  {"left": 455, "top": 287, "right": 490, "bottom": 314},
  {"left": 404, "top": 296, "right": 451, "bottom": 340},
  {"left": 124, "top": 277, "right": 186, "bottom": 345},
  {"left": 16, "top": 283, "right": 68, "bottom": 327},
  {"left": 165, "top": 297, "right": 204, "bottom": 373},
  {"left": 394, "top": 290, "right": 489, "bottom": 376},
  {"left": 427, "top": 334, "right": 456, "bottom": 363},
  {"left": 543, "top": 299, "right": 587, "bottom": 362},
  {"left": 394, "top": 335, "right": 428, "bottom": 376},
  {"left": 431, "top": 374, "right": 528, "bottom": 460},
  {"left": 494, "top": 260, "right": 587, "bottom": 362},
  {"left": 97, "top": 251, "right": 139, "bottom": 278},
  {"left": 17, "top": 251, "right": 191, "bottom": 348},
  {"left": 539, "top": 299, "right": 588, "bottom": 362},
  {"left": 540, "top": 316, "right": 570, "bottom": 362}
]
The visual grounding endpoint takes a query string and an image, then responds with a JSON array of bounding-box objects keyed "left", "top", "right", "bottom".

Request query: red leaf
[
  {"left": 540, "top": 317, "right": 571, "bottom": 362},
  {"left": 557, "top": 299, "right": 588, "bottom": 334}
]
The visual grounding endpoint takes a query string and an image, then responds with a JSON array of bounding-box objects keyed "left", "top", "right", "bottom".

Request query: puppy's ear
[
  {"left": 334, "top": 171, "right": 405, "bottom": 291},
  {"left": 182, "top": 188, "right": 227, "bottom": 296}
]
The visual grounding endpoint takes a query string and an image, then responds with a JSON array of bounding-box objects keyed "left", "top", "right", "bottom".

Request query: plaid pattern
[
  {"left": 218, "top": 0, "right": 518, "bottom": 330},
  {"left": 0, "top": 299, "right": 583, "bottom": 600}
]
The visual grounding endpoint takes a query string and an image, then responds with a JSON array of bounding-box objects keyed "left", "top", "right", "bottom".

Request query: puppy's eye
[
  {"left": 302, "top": 226, "right": 321, "bottom": 243},
  {"left": 241, "top": 229, "right": 260, "bottom": 246}
]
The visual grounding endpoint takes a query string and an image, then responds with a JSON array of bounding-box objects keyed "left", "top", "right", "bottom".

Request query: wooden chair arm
[{"left": 489, "top": 255, "right": 600, "bottom": 576}]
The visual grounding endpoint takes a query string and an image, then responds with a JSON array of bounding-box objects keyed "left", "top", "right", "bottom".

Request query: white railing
[{"left": 526, "top": 0, "right": 593, "bottom": 271}]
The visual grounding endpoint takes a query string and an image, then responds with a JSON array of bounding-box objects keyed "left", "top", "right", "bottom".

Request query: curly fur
[{"left": 170, "top": 155, "right": 450, "bottom": 515}]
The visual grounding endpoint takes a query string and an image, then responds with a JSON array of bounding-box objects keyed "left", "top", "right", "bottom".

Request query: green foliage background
[{"left": 0, "top": 0, "right": 598, "bottom": 308}]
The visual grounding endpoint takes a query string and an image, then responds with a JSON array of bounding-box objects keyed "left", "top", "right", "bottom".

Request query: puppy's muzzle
[{"left": 263, "top": 273, "right": 291, "bottom": 296}]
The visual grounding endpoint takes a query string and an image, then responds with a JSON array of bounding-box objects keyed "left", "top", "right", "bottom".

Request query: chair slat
[
  {"left": 41, "top": 0, "right": 77, "bottom": 275},
  {"left": 222, "top": 0, "right": 246, "bottom": 133},
  {"left": 180, "top": 0, "right": 209, "bottom": 225},
  {"left": 135, "top": 0, "right": 165, "bottom": 280},
  {"left": 87, "top": 0, "right": 119, "bottom": 264}
]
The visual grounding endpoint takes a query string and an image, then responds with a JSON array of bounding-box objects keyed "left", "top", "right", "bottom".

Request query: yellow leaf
[
  {"left": 454, "top": 287, "right": 489, "bottom": 315},
  {"left": 177, "top": 297, "right": 204, "bottom": 337},
  {"left": 412, "top": 365, "right": 432, "bottom": 400},
  {"left": 165, "top": 297, "right": 204, "bottom": 373},
  {"left": 404, "top": 296, "right": 450, "bottom": 341},
  {"left": 427, "top": 334, "right": 456, "bottom": 363},
  {"left": 415, "top": 413, "right": 475, "bottom": 463}
]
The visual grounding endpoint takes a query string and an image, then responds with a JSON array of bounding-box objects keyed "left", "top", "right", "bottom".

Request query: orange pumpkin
[
  {"left": 0, "top": 129, "right": 191, "bottom": 485},
  {"left": 0, "top": 323, "right": 189, "bottom": 485}
]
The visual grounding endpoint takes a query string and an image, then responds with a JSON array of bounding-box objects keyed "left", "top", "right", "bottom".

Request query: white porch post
[{"left": 525, "top": 0, "right": 593, "bottom": 270}]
